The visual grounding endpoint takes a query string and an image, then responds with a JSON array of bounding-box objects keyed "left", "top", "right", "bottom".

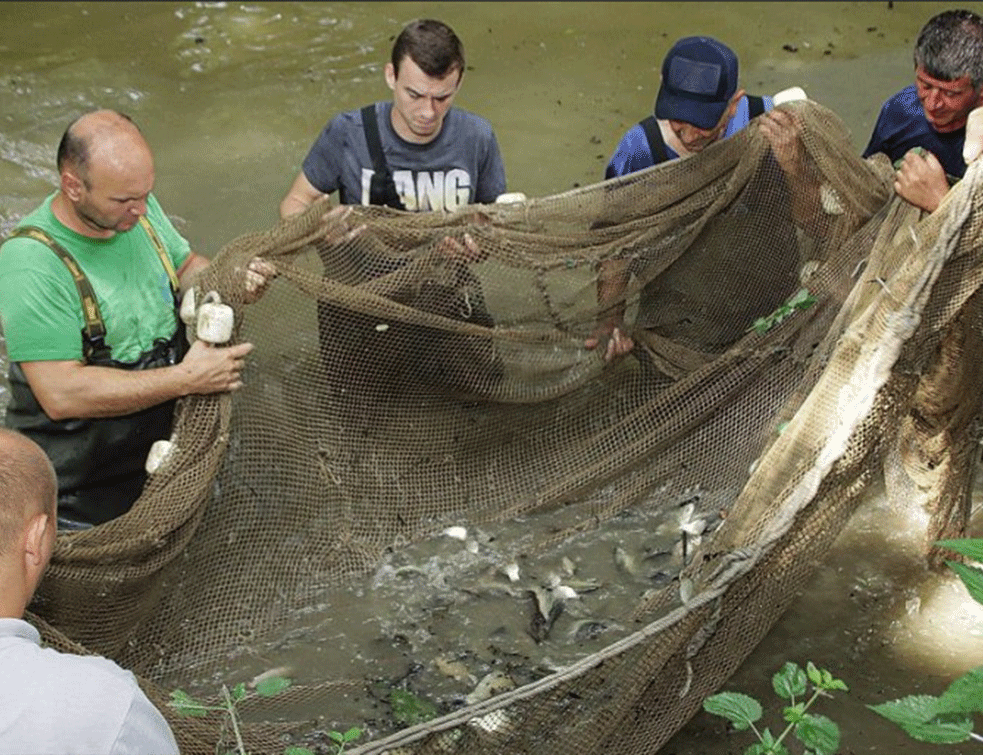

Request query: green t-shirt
[{"left": 0, "top": 193, "right": 191, "bottom": 364}]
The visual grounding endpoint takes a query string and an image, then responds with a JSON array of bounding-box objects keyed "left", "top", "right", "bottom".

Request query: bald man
[
  {"left": 0, "top": 428, "right": 179, "bottom": 754},
  {"left": 0, "top": 109, "right": 270, "bottom": 529}
]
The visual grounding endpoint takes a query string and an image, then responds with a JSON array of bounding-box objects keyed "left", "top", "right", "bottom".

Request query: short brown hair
[{"left": 391, "top": 19, "right": 465, "bottom": 80}]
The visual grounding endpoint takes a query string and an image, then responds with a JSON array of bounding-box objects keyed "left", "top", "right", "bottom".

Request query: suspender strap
[
  {"left": 138, "top": 216, "right": 181, "bottom": 304},
  {"left": 747, "top": 95, "right": 765, "bottom": 119},
  {"left": 360, "top": 104, "right": 407, "bottom": 210},
  {"left": 361, "top": 104, "right": 389, "bottom": 182},
  {"left": 7, "top": 217, "right": 180, "bottom": 361},
  {"left": 639, "top": 115, "right": 670, "bottom": 166},
  {"left": 8, "top": 226, "right": 109, "bottom": 359}
]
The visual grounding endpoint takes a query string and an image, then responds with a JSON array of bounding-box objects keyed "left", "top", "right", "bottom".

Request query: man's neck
[
  {"left": 0, "top": 568, "right": 28, "bottom": 620},
  {"left": 658, "top": 119, "right": 694, "bottom": 158},
  {"left": 50, "top": 193, "right": 115, "bottom": 239}
]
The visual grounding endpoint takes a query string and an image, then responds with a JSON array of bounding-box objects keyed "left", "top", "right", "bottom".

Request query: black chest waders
[
  {"left": 315, "top": 105, "right": 504, "bottom": 396},
  {"left": 3, "top": 218, "right": 186, "bottom": 527}
]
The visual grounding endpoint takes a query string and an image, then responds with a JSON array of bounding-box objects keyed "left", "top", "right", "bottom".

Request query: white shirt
[{"left": 0, "top": 618, "right": 180, "bottom": 755}]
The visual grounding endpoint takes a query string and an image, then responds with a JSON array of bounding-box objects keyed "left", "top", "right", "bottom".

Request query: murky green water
[{"left": 2, "top": 2, "right": 981, "bottom": 752}]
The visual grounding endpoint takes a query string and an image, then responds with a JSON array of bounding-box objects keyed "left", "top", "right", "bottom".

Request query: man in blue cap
[
  {"left": 593, "top": 37, "right": 774, "bottom": 362},
  {"left": 605, "top": 35, "right": 772, "bottom": 178}
]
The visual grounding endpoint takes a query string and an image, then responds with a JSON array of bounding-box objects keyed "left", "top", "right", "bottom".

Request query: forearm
[
  {"left": 21, "top": 361, "right": 193, "bottom": 420},
  {"left": 279, "top": 193, "right": 310, "bottom": 220},
  {"left": 788, "top": 174, "right": 826, "bottom": 239},
  {"left": 177, "top": 252, "right": 211, "bottom": 295},
  {"left": 597, "top": 259, "right": 630, "bottom": 324},
  {"left": 280, "top": 172, "right": 327, "bottom": 220}
]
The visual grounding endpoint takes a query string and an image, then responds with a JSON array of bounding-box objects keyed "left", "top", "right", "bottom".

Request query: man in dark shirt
[
  {"left": 863, "top": 9, "right": 983, "bottom": 212},
  {"left": 279, "top": 18, "right": 506, "bottom": 217}
]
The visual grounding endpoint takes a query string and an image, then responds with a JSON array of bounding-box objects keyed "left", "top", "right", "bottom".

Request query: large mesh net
[{"left": 23, "top": 99, "right": 983, "bottom": 754}]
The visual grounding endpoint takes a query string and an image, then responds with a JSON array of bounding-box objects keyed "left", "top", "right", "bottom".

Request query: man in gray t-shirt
[
  {"left": 280, "top": 19, "right": 508, "bottom": 396},
  {"left": 279, "top": 19, "right": 507, "bottom": 217}
]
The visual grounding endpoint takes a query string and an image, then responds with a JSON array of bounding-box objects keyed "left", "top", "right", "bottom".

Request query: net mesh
[{"left": 23, "top": 100, "right": 983, "bottom": 755}]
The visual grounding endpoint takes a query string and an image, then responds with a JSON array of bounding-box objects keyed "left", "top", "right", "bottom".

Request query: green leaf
[
  {"left": 169, "top": 689, "right": 210, "bottom": 718},
  {"left": 794, "top": 713, "right": 840, "bottom": 755},
  {"left": 232, "top": 682, "right": 247, "bottom": 702},
  {"left": 936, "top": 666, "right": 983, "bottom": 714},
  {"left": 284, "top": 748, "right": 315, "bottom": 755},
  {"left": 341, "top": 727, "right": 362, "bottom": 743},
  {"left": 772, "top": 662, "right": 807, "bottom": 700},
  {"left": 255, "top": 675, "right": 293, "bottom": 697},
  {"left": 816, "top": 667, "right": 847, "bottom": 691},
  {"left": 328, "top": 731, "right": 343, "bottom": 744},
  {"left": 789, "top": 288, "right": 817, "bottom": 310},
  {"left": 946, "top": 561, "right": 983, "bottom": 606},
  {"left": 935, "top": 537, "right": 983, "bottom": 562},
  {"left": 868, "top": 694, "right": 940, "bottom": 726},
  {"left": 897, "top": 715, "right": 974, "bottom": 744},
  {"left": 806, "top": 661, "right": 823, "bottom": 687},
  {"left": 783, "top": 702, "right": 806, "bottom": 724},
  {"left": 703, "top": 692, "right": 763, "bottom": 731}
]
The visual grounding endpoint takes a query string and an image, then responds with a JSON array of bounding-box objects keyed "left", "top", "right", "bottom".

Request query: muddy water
[{"left": 2, "top": 2, "right": 982, "bottom": 752}]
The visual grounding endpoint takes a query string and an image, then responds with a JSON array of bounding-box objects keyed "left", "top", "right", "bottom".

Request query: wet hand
[
  {"left": 436, "top": 232, "right": 486, "bottom": 263},
  {"left": 759, "top": 109, "right": 805, "bottom": 176},
  {"left": 180, "top": 338, "right": 255, "bottom": 394},
  {"left": 894, "top": 149, "right": 948, "bottom": 213},
  {"left": 585, "top": 323, "right": 634, "bottom": 363},
  {"left": 243, "top": 258, "right": 278, "bottom": 303},
  {"left": 320, "top": 205, "right": 366, "bottom": 245}
]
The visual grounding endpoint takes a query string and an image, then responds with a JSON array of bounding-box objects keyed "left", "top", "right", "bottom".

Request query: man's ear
[
  {"left": 23, "top": 512, "right": 50, "bottom": 568},
  {"left": 61, "top": 169, "right": 84, "bottom": 202},
  {"left": 384, "top": 62, "right": 397, "bottom": 92}
]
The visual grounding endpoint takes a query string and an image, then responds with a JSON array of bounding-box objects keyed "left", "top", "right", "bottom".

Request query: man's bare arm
[
  {"left": 585, "top": 258, "right": 635, "bottom": 361},
  {"left": 20, "top": 339, "right": 255, "bottom": 420},
  {"left": 176, "top": 252, "right": 210, "bottom": 295},
  {"left": 758, "top": 108, "right": 826, "bottom": 237},
  {"left": 280, "top": 171, "right": 327, "bottom": 220}
]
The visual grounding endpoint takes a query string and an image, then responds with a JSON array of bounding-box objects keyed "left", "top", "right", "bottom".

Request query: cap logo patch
[{"left": 668, "top": 56, "right": 722, "bottom": 97}]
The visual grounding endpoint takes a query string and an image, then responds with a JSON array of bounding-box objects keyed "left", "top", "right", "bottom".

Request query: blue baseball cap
[{"left": 655, "top": 36, "right": 739, "bottom": 130}]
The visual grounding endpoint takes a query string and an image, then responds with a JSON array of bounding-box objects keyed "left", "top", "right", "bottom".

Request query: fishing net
[{"left": 21, "top": 99, "right": 983, "bottom": 754}]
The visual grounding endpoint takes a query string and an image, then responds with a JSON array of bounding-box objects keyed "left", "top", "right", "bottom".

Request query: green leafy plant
[
  {"left": 170, "top": 675, "right": 361, "bottom": 755},
  {"left": 867, "top": 538, "right": 983, "bottom": 745},
  {"left": 704, "top": 661, "right": 847, "bottom": 755},
  {"left": 323, "top": 727, "right": 363, "bottom": 755},
  {"left": 704, "top": 538, "right": 983, "bottom": 752},
  {"left": 390, "top": 687, "right": 439, "bottom": 727},
  {"left": 751, "top": 288, "right": 817, "bottom": 335}
]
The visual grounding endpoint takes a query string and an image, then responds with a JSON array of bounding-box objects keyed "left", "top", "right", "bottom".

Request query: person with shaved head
[
  {"left": 0, "top": 428, "right": 179, "bottom": 753},
  {"left": 0, "top": 109, "right": 274, "bottom": 529}
]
